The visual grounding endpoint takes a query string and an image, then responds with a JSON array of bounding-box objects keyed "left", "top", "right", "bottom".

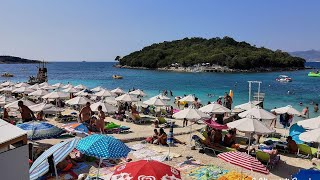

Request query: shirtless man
[
  {"left": 18, "top": 101, "right": 35, "bottom": 122},
  {"left": 79, "top": 102, "right": 92, "bottom": 124}
]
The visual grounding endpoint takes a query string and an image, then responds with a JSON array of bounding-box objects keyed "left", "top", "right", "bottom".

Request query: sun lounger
[
  {"left": 297, "top": 144, "right": 318, "bottom": 159},
  {"left": 256, "top": 150, "right": 280, "bottom": 169},
  {"left": 192, "top": 135, "right": 235, "bottom": 156}
]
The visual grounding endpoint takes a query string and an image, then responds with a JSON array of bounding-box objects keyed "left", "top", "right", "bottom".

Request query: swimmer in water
[{"left": 299, "top": 102, "right": 303, "bottom": 106}]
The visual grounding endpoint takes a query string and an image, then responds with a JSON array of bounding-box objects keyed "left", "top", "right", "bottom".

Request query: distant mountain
[
  {"left": 0, "top": 56, "right": 40, "bottom": 64},
  {"left": 289, "top": 50, "right": 320, "bottom": 62}
]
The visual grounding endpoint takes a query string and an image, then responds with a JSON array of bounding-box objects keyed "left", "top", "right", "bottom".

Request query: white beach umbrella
[
  {"left": 12, "top": 87, "right": 34, "bottom": 94},
  {"left": 297, "top": 116, "right": 320, "bottom": 130},
  {"left": 91, "top": 86, "right": 105, "bottom": 92},
  {"left": 15, "top": 82, "right": 29, "bottom": 88},
  {"left": 234, "top": 102, "right": 259, "bottom": 111},
  {"left": 41, "top": 85, "right": 56, "bottom": 90},
  {"left": 271, "top": 105, "right": 301, "bottom": 115},
  {"left": 42, "top": 91, "right": 68, "bottom": 99},
  {"left": 28, "top": 89, "right": 49, "bottom": 97},
  {"left": 74, "top": 84, "right": 87, "bottom": 90},
  {"left": 150, "top": 94, "right": 171, "bottom": 101},
  {"left": 199, "top": 103, "right": 231, "bottom": 114},
  {"left": 0, "top": 96, "right": 17, "bottom": 106},
  {"left": 90, "top": 101, "right": 117, "bottom": 113},
  {"left": 0, "top": 86, "right": 16, "bottom": 92},
  {"left": 143, "top": 98, "right": 167, "bottom": 107},
  {"left": 94, "top": 89, "right": 114, "bottom": 97},
  {"left": 111, "top": 87, "right": 125, "bottom": 95},
  {"left": 173, "top": 108, "right": 210, "bottom": 120},
  {"left": 75, "top": 90, "right": 90, "bottom": 96},
  {"left": 62, "top": 87, "right": 79, "bottom": 93},
  {"left": 29, "top": 103, "right": 55, "bottom": 112},
  {"left": 39, "top": 82, "right": 50, "bottom": 87},
  {"left": 129, "top": 89, "right": 146, "bottom": 96},
  {"left": 227, "top": 118, "right": 274, "bottom": 134},
  {"left": 5, "top": 99, "right": 36, "bottom": 109},
  {"left": 238, "top": 107, "right": 276, "bottom": 120},
  {"left": 62, "top": 84, "right": 73, "bottom": 89},
  {"left": 29, "top": 83, "right": 40, "bottom": 90},
  {"left": 52, "top": 83, "right": 64, "bottom": 88},
  {"left": 0, "top": 81, "right": 14, "bottom": 87},
  {"left": 65, "top": 96, "right": 93, "bottom": 105},
  {"left": 115, "top": 93, "right": 139, "bottom": 102},
  {"left": 300, "top": 128, "right": 320, "bottom": 143},
  {"left": 104, "top": 97, "right": 118, "bottom": 106},
  {"left": 179, "top": 94, "right": 195, "bottom": 102}
]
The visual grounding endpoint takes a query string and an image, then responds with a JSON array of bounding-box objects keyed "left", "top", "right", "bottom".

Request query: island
[
  {"left": 0, "top": 56, "right": 40, "bottom": 64},
  {"left": 116, "top": 37, "right": 306, "bottom": 72}
]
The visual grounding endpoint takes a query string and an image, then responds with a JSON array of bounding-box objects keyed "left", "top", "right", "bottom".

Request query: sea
[{"left": 1, "top": 62, "right": 320, "bottom": 119}]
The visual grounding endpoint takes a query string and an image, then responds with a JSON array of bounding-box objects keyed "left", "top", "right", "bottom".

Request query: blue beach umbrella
[
  {"left": 293, "top": 169, "right": 320, "bottom": 180},
  {"left": 17, "top": 121, "right": 64, "bottom": 140},
  {"left": 29, "top": 138, "right": 79, "bottom": 180}
]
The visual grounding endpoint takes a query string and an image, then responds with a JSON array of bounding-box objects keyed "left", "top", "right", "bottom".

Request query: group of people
[
  {"left": 146, "top": 128, "right": 186, "bottom": 145},
  {"left": 78, "top": 102, "right": 106, "bottom": 133}
]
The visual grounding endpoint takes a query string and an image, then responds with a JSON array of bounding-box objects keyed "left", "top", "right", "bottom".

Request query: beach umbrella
[
  {"left": 217, "top": 151, "right": 269, "bottom": 174},
  {"left": 91, "top": 86, "right": 105, "bottom": 92},
  {"left": 151, "top": 94, "right": 171, "bottom": 101},
  {"left": 29, "top": 138, "right": 79, "bottom": 180},
  {"left": 62, "top": 87, "right": 79, "bottom": 93},
  {"left": 238, "top": 107, "right": 276, "bottom": 120},
  {"left": 199, "top": 103, "right": 231, "bottom": 114},
  {"left": 111, "top": 160, "right": 182, "bottom": 180},
  {"left": 271, "top": 105, "right": 301, "bottom": 115},
  {"left": 39, "top": 82, "right": 50, "bottom": 87},
  {"left": 28, "top": 89, "right": 49, "bottom": 97},
  {"left": 62, "top": 83, "right": 73, "bottom": 89},
  {"left": 234, "top": 102, "right": 259, "bottom": 111},
  {"left": 62, "top": 123, "right": 90, "bottom": 135},
  {"left": 29, "top": 83, "right": 40, "bottom": 90},
  {"left": 41, "top": 85, "right": 56, "bottom": 90},
  {"left": 75, "top": 89, "right": 90, "bottom": 96},
  {"left": 299, "top": 128, "right": 320, "bottom": 158},
  {"left": 129, "top": 89, "right": 146, "bottom": 96},
  {"left": 292, "top": 169, "right": 320, "bottom": 180},
  {"left": 104, "top": 97, "right": 118, "bottom": 106},
  {"left": 173, "top": 108, "right": 210, "bottom": 120},
  {"left": 12, "top": 87, "right": 34, "bottom": 93},
  {"left": 5, "top": 99, "right": 36, "bottom": 109},
  {"left": 28, "top": 102, "right": 55, "bottom": 112},
  {"left": 0, "top": 96, "right": 16, "bottom": 106},
  {"left": 289, "top": 124, "right": 306, "bottom": 144},
  {"left": 204, "top": 119, "right": 228, "bottom": 130},
  {"left": 297, "top": 116, "right": 320, "bottom": 130},
  {"left": 65, "top": 96, "right": 93, "bottom": 105},
  {"left": 16, "top": 122, "right": 64, "bottom": 140},
  {"left": 90, "top": 101, "right": 117, "bottom": 113},
  {"left": 111, "top": 87, "right": 125, "bottom": 95},
  {"left": 227, "top": 118, "right": 274, "bottom": 134},
  {"left": 115, "top": 93, "right": 138, "bottom": 102},
  {"left": 0, "top": 86, "right": 16, "bottom": 92},
  {"left": 76, "top": 134, "right": 131, "bottom": 178},
  {"left": 52, "top": 82, "right": 64, "bottom": 88},
  {"left": 94, "top": 89, "right": 113, "bottom": 97},
  {"left": 15, "top": 82, "right": 29, "bottom": 88},
  {"left": 143, "top": 97, "right": 167, "bottom": 106},
  {"left": 179, "top": 94, "right": 195, "bottom": 102},
  {"left": 42, "top": 91, "right": 68, "bottom": 99},
  {"left": 74, "top": 84, "right": 87, "bottom": 90},
  {"left": 0, "top": 81, "right": 14, "bottom": 87}
]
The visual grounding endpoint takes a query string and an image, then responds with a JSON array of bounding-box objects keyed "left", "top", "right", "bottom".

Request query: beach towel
[
  {"left": 218, "top": 171, "right": 252, "bottom": 180},
  {"left": 176, "top": 160, "right": 202, "bottom": 172},
  {"left": 130, "top": 143, "right": 146, "bottom": 150},
  {"left": 144, "top": 155, "right": 167, "bottom": 162},
  {"left": 188, "top": 165, "right": 229, "bottom": 180},
  {"left": 131, "top": 148, "right": 158, "bottom": 159}
]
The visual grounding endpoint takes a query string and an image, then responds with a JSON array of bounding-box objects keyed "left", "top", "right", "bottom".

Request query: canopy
[
  {"left": 204, "top": 119, "right": 228, "bottom": 130},
  {"left": 39, "top": 82, "right": 50, "bottom": 87},
  {"left": 42, "top": 91, "right": 68, "bottom": 99},
  {"left": 29, "top": 84, "right": 40, "bottom": 90},
  {"left": 234, "top": 102, "right": 259, "bottom": 111},
  {"left": 238, "top": 107, "right": 276, "bottom": 120},
  {"left": 0, "top": 96, "right": 16, "bottom": 106},
  {"left": 297, "top": 116, "right": 320, "bottom": 130},
  {"left": 5, "top": 99, "right": 36, "bottom": 109},
  {"left": 29, "top": 103, "right": 54, "bottom": 112},
  {"left": 74, "top": 84, "right": 87, "bottom": 90},
  {"left": 75, "top": 89, "right": 90, "bottom": 96},
  {"left": 0, "top": 86, "right": 16, "bottom": 92},
  {"left": 143, "top": 98, "right": 167, "bottom": 106},
  {"left": 62, "top": 84, "right": 73, "bottom": 89},
  {"left": 91, "top": 86, "right": 105, "bottom": 92},
  {"left": 115, "top": 93, "right": 138, "bottom": 102},
  {"left": 271, "top": 105, "right": 301, "bottom": 115},
  {"left": 227, "top": 118, "right": 274, "bottom": 134},
  {"left": 28, "top": 89, "right": 49, "bottom": 97},
  {"left": 199, "top": 103, "right": 231, "bottom": 114},
  {"left": 179, "top": 94, "right": 195, "bottom": 102},
  {"left": 29, "top": 138, "right": 79, "bottom": 180},
  {"left": 62, "top": 87, "right": 79, "bottom": 93},
  {"left": 173, "top": 108, "right": 210, "bottom": 120},
  {"left": 14, "top": 82, "right": 29, "bottom": 88},
  {"left": 129, "top": 89, "right": 146, "bottom": 96},
  {"left": 12, "top": 87, "right": 34, "bottom": 93},
  {"left": 90, "top": 101, "right": 117, "bottom": 113},
  {"left": 104, "top": 97, "right": 118, "bottom": 106},
  {"left": 299, "top": 128, "right": 320, "bottom": 143},
  {"left": 150, "top": 94, "right": 171, "bottom": 101},
  {"left": 16, "top": 122, "right": 64, "bottom": 140},
  {"left": 94, "top": 89, "right": 113, "bottom": 97},
  {"left": 0, "top": 81, "right": 14, "bottom": 87},
  {"left": 41, "top": 85, "right": 56, "bottom": 90},
  {"left": 111, "top": 87, "right": 125, "bottom": 94},
  {"left": 51, "top": 82, "right": 64, "bottom": 88},
  {"left": 65, "top": 96, "right": 93, "bottom": 105}
]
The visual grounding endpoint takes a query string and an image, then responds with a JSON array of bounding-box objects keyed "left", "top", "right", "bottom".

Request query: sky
[{"left": 0, "top": 0, "right": 320, "bottom": 62}]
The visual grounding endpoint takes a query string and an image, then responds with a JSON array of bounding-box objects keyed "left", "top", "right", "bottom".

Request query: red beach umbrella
[{"left": 111, "top": 160, "right": 182, "bottom": 180}]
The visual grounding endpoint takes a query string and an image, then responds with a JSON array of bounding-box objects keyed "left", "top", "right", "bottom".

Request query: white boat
[{"left": 276, "top": 75, "right": 292, "bottom": 82}]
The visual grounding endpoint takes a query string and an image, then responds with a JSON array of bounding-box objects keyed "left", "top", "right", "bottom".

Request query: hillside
[
  {"left": 0, "top": 56, "right": 40, "bottom": 64},
  {"left": 289, "top": 50, "right": 320, "bottom": 62},
  {"left": 119, "top": 37, "right": 305, "bottom": 70}
]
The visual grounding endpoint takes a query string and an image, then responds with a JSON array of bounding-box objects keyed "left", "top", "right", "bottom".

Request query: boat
[
  {"left": 276, "top": 75, "right": 292, "bottom": 82},
  {"left": 112, "top": 75, "right": 123, "bottom": 79},
  {"left": 1, "top": 72, "right": 14, "bottom": 77},
  {"left": 28, "top": 61, "right": 48, "bottom": 85},
  {"left": 308, "top": 71, "right": 320, "bottom": 77}
]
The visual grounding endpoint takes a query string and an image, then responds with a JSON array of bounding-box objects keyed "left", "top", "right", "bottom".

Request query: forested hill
[
  {"left": 0, "top": 56, "right": 40, "bottom": 64},
  {"left": 119, "top": 37, "right": 305, "bottom": 70}
]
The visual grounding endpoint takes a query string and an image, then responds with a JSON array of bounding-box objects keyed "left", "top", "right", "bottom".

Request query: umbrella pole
[
  {"left": 96, "top": 158, "right": 102, "bottom": 179},
  {"left": 54, "top": 162, "right": 58, "bottom": 180},
  {"left": 248, "top": 133, "right": 251, "bottom": 154}
]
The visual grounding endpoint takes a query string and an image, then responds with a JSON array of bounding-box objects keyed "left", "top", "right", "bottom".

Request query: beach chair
[
  {"left": 192, "top": 135, "right": 235, "bottom": 156},
  {"left": 297, "top": 144, "right": 318, "bottom": 159},
  {"left": 256, "top": 150, "right": 280, "bottom": 169},
  {"left": 158, "top": 117, "right": 167, "bottom": 124}
]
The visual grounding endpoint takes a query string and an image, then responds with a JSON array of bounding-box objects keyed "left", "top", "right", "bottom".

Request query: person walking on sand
[
  {"left": 79, "top": 102, "right": 93, "bottom": 124},
  {"left": 96, "top": 105, "right": 105, "bottom": 134},
  {"left": 18, "top": 101, "right": 36, "bottom": 122}
]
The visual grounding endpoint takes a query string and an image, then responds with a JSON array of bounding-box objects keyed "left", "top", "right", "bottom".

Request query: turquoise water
[{"left": 1, "top": 62, "right": 320, "bottom": 118}]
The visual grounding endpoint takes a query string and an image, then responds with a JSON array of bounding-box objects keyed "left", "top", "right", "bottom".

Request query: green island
[
  {"left": 117, "top": 37, "right": 306, "bottom": 72},
  {"left": 0, "top": 56, "right": 40, "bottom": 64}
]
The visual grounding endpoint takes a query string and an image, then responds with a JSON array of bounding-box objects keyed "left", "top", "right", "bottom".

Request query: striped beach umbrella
[
  {"left": 29, "top": 138, "right": 79, "bottom": 180},
  {"left": 217, "top": 151, "right": 269, "bottom": 174},
  {"left": 16, "top": 122, "right": 64, "bottom": 140}
]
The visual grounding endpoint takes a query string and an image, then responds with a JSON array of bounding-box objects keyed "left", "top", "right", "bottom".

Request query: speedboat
[
  {"left": 1, "top": 72, "right": 14, "bottom": 77},
  {"left": 112, "top": 75, "right": 123, "bottom": 79},
  {"left": 276, "top": 75, "right": 292, "bottom": 82}
]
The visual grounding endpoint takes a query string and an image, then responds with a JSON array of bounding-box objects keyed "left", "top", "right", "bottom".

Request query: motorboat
[
  {"left": 276, "top": 75, "right": 292, "bottom": 82},
  {"left": 1, "top": 72, "right": 14, "bottom": 77},
  {"left": 112, "top": 75, "right": 123, "bottom": 79}
]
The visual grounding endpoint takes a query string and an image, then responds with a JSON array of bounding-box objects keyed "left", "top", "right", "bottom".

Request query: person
[
  {"left": 156, "top": 128, "right": 167, "bottom": 145},
  {"left": 183, "top": 118, "right": 188, "bottom": 127},
  {"left": 2, "top": 108, "right": 9, "bottom": 121},
  {"left": 56, "top": 155, "right": 77, "bottom": 172},
  {"left": 170, "top": 90, "right": 173, "bottom": 97},
  {"left": 146, "top": 129, "right": 159, "bottom": 143},
  {"left": 269, "top": 107, "right": 277, "bottom": 128},
  {"left": 18, "top": 101, "right": 36, "bottom": 122},
  {"left": 96, "top": 105, "right": 105, "bottom": 133},
  {"left": 79, "top": 102, "right": 93, "bottom": 124},
  {"left": 314, "top": 103, "right": 319, "bottom": 113},
  {"left": 207, "top": 101, "right": 211, "bottom": 105},
  {"left": 302, "top": 106, "right": 309, "bottom": 118},
  {"left": 36, "top": 111, "right": 44, "bottom": 120},
  {"left": 223, "top": 129, "right": 236, "bottom": 147},
  {"left": 213, "top": 129, "right": 223, "bottom": 144},
  {"left": 286, "top": 136, "right": 298, "bottom": 154},
  {"left": 216, "top": 97, "right": 222, "bottom": 105},
  {"left": 223, "top": 92, "right": 232, "bottom": 109}
]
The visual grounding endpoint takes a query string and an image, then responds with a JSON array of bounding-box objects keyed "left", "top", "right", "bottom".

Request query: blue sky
[{"left": 0, "top": 0, "right": 319, "bottom": 61}]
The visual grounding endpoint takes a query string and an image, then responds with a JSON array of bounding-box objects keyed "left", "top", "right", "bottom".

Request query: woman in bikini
[{"left": 96, "top": 105, "right": 105, "bottom": 134}]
